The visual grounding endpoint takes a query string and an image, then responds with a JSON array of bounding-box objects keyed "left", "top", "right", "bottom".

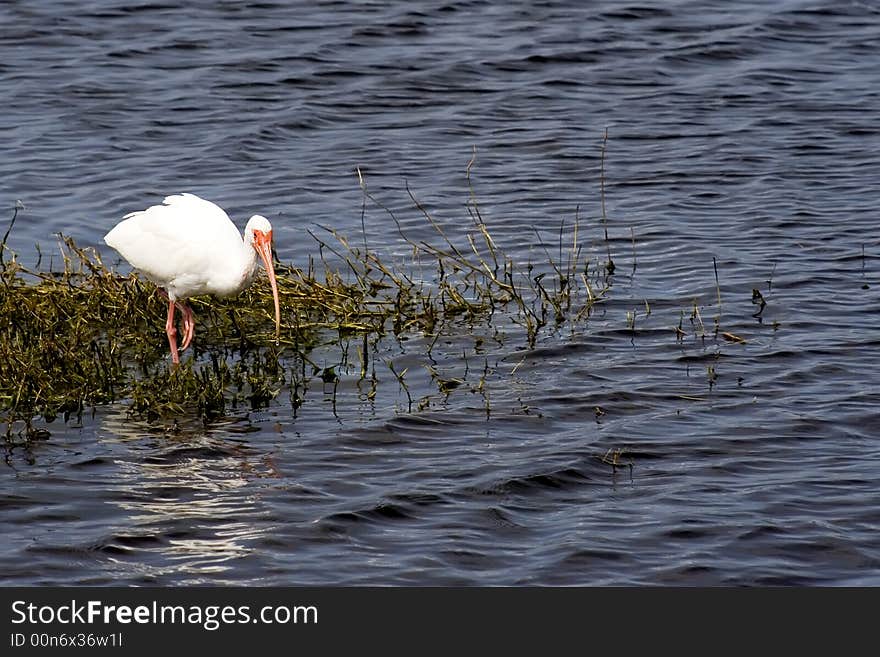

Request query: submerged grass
[{"left": 1, "top": 154, "right": 619, "bottom": 437}]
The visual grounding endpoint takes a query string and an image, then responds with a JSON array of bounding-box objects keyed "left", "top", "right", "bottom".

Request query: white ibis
[{"left": 104, "top": 193, "right": 281, "bottom": 364}]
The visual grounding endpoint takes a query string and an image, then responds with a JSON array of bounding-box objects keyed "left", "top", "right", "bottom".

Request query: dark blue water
[{"left": 2, "top": 0, "right": 879, "bottom": 585}]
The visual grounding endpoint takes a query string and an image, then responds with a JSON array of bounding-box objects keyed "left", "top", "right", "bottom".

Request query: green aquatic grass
[
  {"left": 0, "top": 212, "right": 613, "bottom": 437},
  {"left": 1, "top": 154, "right": 622, "bottom": 437}
]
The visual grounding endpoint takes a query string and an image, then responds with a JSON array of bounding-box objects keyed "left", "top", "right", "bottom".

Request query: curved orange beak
[{"left": 252, "top": 229, "right": 281, "bottom": 343}]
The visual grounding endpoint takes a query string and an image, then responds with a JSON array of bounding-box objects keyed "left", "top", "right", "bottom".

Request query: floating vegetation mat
[{"left": 2, "top": 147, "right": 756, "bottom": 439}]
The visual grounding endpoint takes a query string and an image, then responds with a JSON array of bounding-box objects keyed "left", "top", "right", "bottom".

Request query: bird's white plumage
[
  {"left": 104, "top": 193, "right": 257, "bottom": 300},
  {"left": 105, "top": 193, "right": 281, "bottom": 364}
]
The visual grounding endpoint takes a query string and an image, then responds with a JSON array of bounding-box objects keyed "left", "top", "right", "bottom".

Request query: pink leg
[
  {"left": 158, "top": 288, "right": 192, "bottom": 363},
  {"left": 165, "top": 298, "right": 180, "bottom": 365},
  {"left": 179, "top": 302, "right": 195, "bottom": 351}
]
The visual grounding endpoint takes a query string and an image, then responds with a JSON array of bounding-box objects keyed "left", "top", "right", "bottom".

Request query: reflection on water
[{"left": 97, "top": 407, "right": 279, "bottom": 583}]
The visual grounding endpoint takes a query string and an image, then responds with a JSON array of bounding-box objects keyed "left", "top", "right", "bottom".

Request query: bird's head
[
  {"left": 244, "top": 214, "right": 280, "bottom": 343},
  {"left": 245, "top": 214, "right": 273, "bottom": 249}
]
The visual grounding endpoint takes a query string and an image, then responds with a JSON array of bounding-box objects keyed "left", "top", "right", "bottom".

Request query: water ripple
[{"left": 2, "top": 0, "right": 879, "bottom": 585}]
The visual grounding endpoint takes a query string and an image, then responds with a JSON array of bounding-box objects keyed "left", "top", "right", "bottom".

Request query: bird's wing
[{"left": 104, "top": 194, "right": 244, "bottom": 295}]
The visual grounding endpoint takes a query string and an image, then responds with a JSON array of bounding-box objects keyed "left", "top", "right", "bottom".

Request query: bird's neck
[
  {"left": 210, "top": 239, "right": 258, "bottom": 298},
  {"left": 238, "top": 239, "right": 259, "bottom": 285}
]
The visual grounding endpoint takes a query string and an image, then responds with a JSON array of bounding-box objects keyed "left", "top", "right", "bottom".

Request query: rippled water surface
[{"left": 2, "top": 0, "right": 880, "bottom": 585}]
